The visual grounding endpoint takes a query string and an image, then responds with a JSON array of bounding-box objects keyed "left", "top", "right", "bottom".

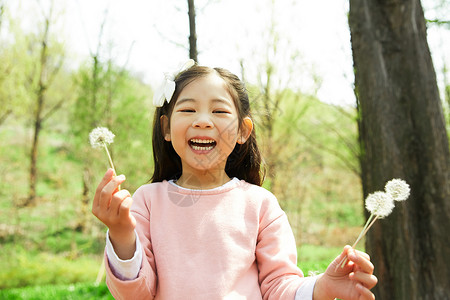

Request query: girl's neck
[{"left": 176, "top": 169, "right": 231, "bottom": 190}]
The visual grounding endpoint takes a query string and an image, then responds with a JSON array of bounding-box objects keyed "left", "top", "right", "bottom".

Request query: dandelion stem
[
  {"left": 103, "top": 143, "right": 116, "bottom": 171},
  {"left": 359, "top": 215, "right": 379, "bottom": 241},
  {"left": 103, "top": 142, "right": 121, "bottom": 190},
  {"left": 351, "top": 214, "right": 375, "bottom": 248},
  {"left": 355, "top": 215, "right": 370, "bottom": 245},
  {"left": 336, "top": 214, "right": 377, "bottom": 270}
]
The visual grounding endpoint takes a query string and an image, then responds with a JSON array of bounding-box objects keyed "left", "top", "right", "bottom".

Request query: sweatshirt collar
[{"left": 167, "top": 177, "right": 240, "bottom": 195}]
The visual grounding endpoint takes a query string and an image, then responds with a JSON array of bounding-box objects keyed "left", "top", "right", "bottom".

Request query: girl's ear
[
  {"left": 160, "top": 115, "right": 171, "bottom": 141},
  {"left": 237, "top": 117, "right": 253, "bottom": 144}
]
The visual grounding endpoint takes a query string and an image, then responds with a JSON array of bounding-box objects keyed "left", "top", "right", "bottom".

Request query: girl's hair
[{"left": 150, "top": 65, "right": 265, "bottom": 186}]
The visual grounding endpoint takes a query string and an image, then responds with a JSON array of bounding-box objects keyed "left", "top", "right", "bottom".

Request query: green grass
[
  {"left": 0, "top": 282, "right": 113, "bottom": 300},
  {"left": 297, "top": 244, "right": 344, "bottom": 275},
  {"left": 0, "top": 245, "right": 103, "bottom": 290}
]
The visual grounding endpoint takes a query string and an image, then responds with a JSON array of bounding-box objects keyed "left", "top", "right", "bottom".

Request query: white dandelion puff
[
  {"left": 337, "top": 179, "right": 409, "bottom": 270},
  {"left": 89, "top": 127, "right": 115, "bottom": 149},
  {"left": 385, "top": 178, "right": 410, "bottom": 202},
  {"left": 88, "top": 127, "right": 120, "bottom": 190},
  {"left": 365, "top": 191, "right": 395, "bottom": 218}
]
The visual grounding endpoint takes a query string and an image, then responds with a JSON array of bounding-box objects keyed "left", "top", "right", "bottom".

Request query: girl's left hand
[{"left": 313, "top": 245, "right": 378, "bottom": 300}]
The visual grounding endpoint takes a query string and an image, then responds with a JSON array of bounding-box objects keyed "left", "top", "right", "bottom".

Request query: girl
[{"left": 92, "top": 61, "right": 377, "bottom": 300}]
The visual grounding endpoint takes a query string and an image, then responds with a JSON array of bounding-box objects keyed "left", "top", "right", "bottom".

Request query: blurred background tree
[{"left": 25, "top": 1, "right": 69, "bottom": 206}]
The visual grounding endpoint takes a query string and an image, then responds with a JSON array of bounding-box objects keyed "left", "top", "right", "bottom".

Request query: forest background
[{"left": 0, "top": 0, "right": 449, "bottom": 298}]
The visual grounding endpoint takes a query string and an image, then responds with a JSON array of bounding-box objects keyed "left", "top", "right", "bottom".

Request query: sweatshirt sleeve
[
  {"left": 256, "top": 192, "right": 310, "bottom": 300},
  {"left": 105, "top": 230, "right": 142, "bottom": 280},
  {"left": 105, "top": 185, "right": 158, "bottom": 300},
  {"left": 294, "top": 276, "right": 318, "bottom": 299}
]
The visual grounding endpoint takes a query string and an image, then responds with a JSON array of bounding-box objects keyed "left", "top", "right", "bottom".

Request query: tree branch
[
  {"left": 0, "top": 109, "right": 12, "bottom": 126},
  {"left": 45, "top": 55, "right": 64, "bottom": 89},
  {"left": 153, "top": 24, "right": 188, "bottom": 50},
  {"left": 297, "top": 129, "right": 361, "bottom": 177},
  {"left": 41, "top": 98, "right": 64, "bottom": 122}
]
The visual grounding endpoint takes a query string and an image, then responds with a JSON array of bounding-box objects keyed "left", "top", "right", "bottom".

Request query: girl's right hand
[{"left": 92, "top": 169, "right": 137, "bottom": 259}]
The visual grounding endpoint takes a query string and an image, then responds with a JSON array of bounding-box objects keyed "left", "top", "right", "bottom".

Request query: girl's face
[{"left": 161, "top": 73, "right": 251, "bottom": 176}]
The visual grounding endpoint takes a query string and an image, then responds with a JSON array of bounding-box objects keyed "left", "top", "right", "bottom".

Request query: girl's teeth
[
  {"left": 190, "top": 139, "right": 215, "bottom": 144},
  {"left": 189, "top": 138, "right": 216, "bottom": 151},
  {"left": 192, "top": 145, "right": 214, "bottom": 151}
]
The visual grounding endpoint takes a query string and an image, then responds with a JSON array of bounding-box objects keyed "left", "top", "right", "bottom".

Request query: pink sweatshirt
[{"left": 105, "top": 179, "right": 310, "bottom": 299}]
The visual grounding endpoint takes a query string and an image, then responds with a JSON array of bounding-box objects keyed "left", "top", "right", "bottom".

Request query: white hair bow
[{"left": 153, "top": 59, "right": 196, "bottom": 107}]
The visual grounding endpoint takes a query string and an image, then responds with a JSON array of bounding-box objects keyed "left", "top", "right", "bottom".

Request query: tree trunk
[
  {"left": 187, "top": 0, "right": 198, "bottom": 62},
  {"left": 349, "top": 0, "right": 450, "bottom": 299},
  {"left": 27, "top": 17, "right": 50, "bottom": 206},
  {"left": 27, "top": 93, "right": 44, "bottom": 206}
]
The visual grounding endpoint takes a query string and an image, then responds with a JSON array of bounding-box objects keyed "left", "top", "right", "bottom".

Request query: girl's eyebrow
[
  {"left": 175, "top": 98, "right": 195, "bottom": 106},
  {"left": 175, "top": 98, "right": 233, "bottom": 107},
  {"left": 211, "top": 99, "right": 233, "bottom": 107}
]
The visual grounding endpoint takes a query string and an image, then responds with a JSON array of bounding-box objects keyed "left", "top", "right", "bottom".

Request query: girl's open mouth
[{"left": 188, "top": 138, "right": 217, "bottom": 151}]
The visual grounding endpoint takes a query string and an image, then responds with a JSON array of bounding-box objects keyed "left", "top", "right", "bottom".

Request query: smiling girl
[{"left": 92, "top": 61, "right": 377, "bottom": 300}]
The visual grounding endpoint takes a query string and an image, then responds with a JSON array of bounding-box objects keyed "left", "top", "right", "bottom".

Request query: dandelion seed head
[
  {"left": 365, "top": 191, "right": 395, "bottom": 218},
  {"left": 385, "top": 178, "right": 410, "bottom": 201},
  {"left": 89, "top": 127, "right": 115, "bottom": 149}
]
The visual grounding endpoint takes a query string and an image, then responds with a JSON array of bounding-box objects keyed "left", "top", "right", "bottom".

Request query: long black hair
[{"left": 150, "top": 65, "right": 265, "bottom": 186}]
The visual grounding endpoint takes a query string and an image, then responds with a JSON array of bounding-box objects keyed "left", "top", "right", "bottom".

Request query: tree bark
[
  {"left": 27, "top": 16, "right": 50, "bottom": 206},
  {"left": 187, "top": 0, "right": 198, "bottom": 62},
  {"left": 349, "top": 0, "right": 450, "bottom": 299}
]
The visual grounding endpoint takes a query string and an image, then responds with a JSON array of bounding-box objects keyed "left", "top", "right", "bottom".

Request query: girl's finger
[
  {"left": 119, "top": 197, "right": 133, "bottom": 220},
  {"left": 355, "top": 282, "right": 376, "bottom": 300},
  {"left": 99, "top": 174, "right": 126, "bottom": 210},
  {"left": 93, "top": 168, "right": 115, "bottom": 208},
  {"left": 350, "top": 271, "right": 378, "bottom": 290},
  {"left": 354, "top": 249, "right": 371, "bottom": 261},
  {"left": 348, "top": 249, "right": 374, "bottom": 274},
  {"left": 109, "top": 189, "right": 132, "bottom": 216},
  {"left": 332, "top": 245, "right": 354, "bottom": 272}
]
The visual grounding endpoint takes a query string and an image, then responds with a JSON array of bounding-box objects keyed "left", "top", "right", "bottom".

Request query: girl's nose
[{"left": 193, "top": 114, "right": 213, "bottom": 129}]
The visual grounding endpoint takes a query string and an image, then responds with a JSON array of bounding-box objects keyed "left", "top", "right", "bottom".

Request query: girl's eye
[
  {"left": 179, "top": 109, "right": 195, "bottom": 113},
  {"left": 213, "top": 110, "right": 230, "bottom": 114}
]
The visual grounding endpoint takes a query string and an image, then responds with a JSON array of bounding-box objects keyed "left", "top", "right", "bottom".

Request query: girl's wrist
[
  {"left": 109, "top": 229, "right": 136, "bottom": 260},
  {"left": 312, "top": 274, "right": 334, "bottom": 300}
]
